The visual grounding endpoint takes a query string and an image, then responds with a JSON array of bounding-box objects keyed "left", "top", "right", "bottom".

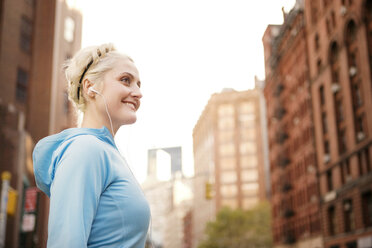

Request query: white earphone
[
  {"left": 88, "top": 87, "right": 100, "bottom": 95},
  {"left": 87, "top": 87, "right": 114, "bottom": 136}
]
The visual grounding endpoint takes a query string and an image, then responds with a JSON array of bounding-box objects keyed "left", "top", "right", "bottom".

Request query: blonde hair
[{"left": 64, "top": 43, "right": 133, "bottom": 112}]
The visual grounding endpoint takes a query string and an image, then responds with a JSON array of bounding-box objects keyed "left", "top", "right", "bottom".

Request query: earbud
[{"left": 88, "top": 87, "right": 100, "bottom": 95}]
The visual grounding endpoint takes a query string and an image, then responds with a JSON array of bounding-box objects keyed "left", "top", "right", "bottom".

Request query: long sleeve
[{"left": 47, "top": 136, "right": 113, "bottom": 248}]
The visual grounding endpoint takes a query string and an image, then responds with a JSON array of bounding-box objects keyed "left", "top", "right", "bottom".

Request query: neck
[{"left": 81, "top": 106, "right": 117, "bottom": 136}]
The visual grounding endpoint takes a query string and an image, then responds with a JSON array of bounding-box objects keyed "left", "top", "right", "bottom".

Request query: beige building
[{"left": 192, "top": 84, "right": 269, "bottom": 247}]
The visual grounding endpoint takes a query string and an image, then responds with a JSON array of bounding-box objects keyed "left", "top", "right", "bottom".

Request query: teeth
[{"left": 126, "top": 102, "right": 135, "bottom": 109}]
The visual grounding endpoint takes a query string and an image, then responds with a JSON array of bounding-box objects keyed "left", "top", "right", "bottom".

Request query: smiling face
[{"left": 96, "top": 57, "right": 142, "bottom": 129}]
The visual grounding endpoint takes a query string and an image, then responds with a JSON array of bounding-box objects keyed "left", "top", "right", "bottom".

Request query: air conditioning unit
[
  {"left": 323, "top": 153, "right": 331, "bottom": 163},
  {"left": 357, "top": 131, "right": 365, "bottom": 141},
  {"left": 331, "top": 83, "right": 340, "bottom": 93},
  {"left": 324, "top": 190, "right": 337, "bottom": 202},
  {"left": 293, "top": 117, "right": 299, "bottom": 125},
  {"left": 340, "top": 6, "right": 347, "bottom": 16},
  {"left": 307, "top": 165, "right": 315, "bottom": 173},
  {"left": 349, "top": 66, "right": 357, "bottom": 77},
  {"left": 345, "top": 175, "right": 353, "bottom": 182}
]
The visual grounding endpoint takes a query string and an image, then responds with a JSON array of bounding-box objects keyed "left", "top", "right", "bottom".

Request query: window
[
  {"left": 218, "top": 104, "right": 234, "bottom": 116},
  {"left": 241, "top": 183, "right": 258, "bottom": 196},
  {"left": 239, "top": 102, "right": 254, "bottom": 114},
  {"left": 317, "top": 59, "right": 322, "bottom": 74},
  {"left": 355, "top": 115, "right": 366, "bottom": 141},
  {"left": 346, "top": 241, "right": 357, "bottom": 248},
  {"left": 239, "top": 141, "right": 256, "bottom": 155},
  {"left": 16, "top": 68, "right": 29, "bottom": 102},
  {"left": 239, "top": 114, "right": 255, "bottom": 128},
  {"left": 329, "top": 42, "right": 339, "bottom": 64},
  {"left": 64, "top": 17, "right": 75, "bottom": 42},
  {"left": 352, "top": 83, "right": 363, "bottom": 107},
  {"left": 240, "top": 155, "right": 257, "bottom": 169},
  {"left": 219, "top": 143, "right": 235, "bottom": 156},
  {"left": 319, "top": 85, "right": 325, "bottom": 105},
  {"left": 358, "top": 148, "right": 371, "bottom": 174},
  {"left": 315, "top": 33, "right": 320, "bottom": 51},
  {"left": 324, "top": 140, "right": 330, "bottom": 154},
  {"left": 327, "top": 169, "right": 333, "bottom": 191},
  {"left": 328, "top": 206, "right": 336, "bottom": 235},
  {"left": 241, "top": 169, "right": 258, "bottom": 182},
  {"left": 362, "top": 191, "right": 372, "bottom": 227},
  {"left": 218, "top": 117, "right": 235, "bottom": 130},
  {"left": 220, "top": 171, "right": 237, "bottom": 184},
  {"left": 220, "top": 157, "right": 236, "bottom": 171},
  {"left": 343, "top": 199, "right": 355, "bottom": 232},
  {"left": 220, "top": 185, "right": 237, "bottom": 197},
  {"left": 338, "top": 129, "right": 347, "bottom": 154},
  {"left": 219, "top": 130, "right": 234, "bottom": 143},
  {"left": 240, "top": 128, "right": 256, "bottom": 141},
  {"left": 346, "top": 21, "right": 357, "bottom": 42},
  {"left": 322, "top": 112, "right": 328, "bottom": 134},
  {"left": 20, "top": 16, "right": 33, "bottom": 53},
  {"left": 335, "top": 99, "right": 344, "bottom": 121},
  {"left": 340, "top": 159, "right": 351, "bottom": 184}
]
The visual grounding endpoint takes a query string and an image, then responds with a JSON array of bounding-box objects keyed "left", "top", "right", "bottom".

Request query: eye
[
  {"left": 120, "top": 77, "right": 130, "bottom": 85},
  {"left": 137, "top": 81, "right": 141, "bottom": 88}
]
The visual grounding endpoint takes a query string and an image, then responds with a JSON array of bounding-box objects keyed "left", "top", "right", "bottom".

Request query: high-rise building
[
  {"left": 143, "top": 147, "right": 192, "bottom": 248},
  {"left": 192, "top": 85, "right": 268, "bottom": 247},
  {"left": 262, "top": 1, "right": 323, "bottom": 247},
  {"left": 148, "top": 146, "right": 182, "bottom": 180},
  {"left": 304, "top": 0, "right": 372, "bottom": 247},
  {"left": 0, "top": 0, "right": 82, "bottom": 246}
]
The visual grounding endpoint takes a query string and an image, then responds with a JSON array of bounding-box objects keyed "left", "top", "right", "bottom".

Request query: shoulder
[
  {"left": 56, "top": 134, "right": 113, "bottom": 169},
  {"left": 62, "top": 134, "right": 110, "bottom": 156}
]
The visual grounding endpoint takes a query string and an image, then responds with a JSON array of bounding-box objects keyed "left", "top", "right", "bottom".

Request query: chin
[{"left": 120, "top": 116, "right": 137, "bottom": 125}]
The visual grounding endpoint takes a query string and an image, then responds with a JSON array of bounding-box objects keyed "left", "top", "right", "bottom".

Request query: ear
[{"left": 82, "top": 78, "right": 95, "bottom": 98}]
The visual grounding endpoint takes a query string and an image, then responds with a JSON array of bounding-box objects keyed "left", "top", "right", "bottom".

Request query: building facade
[
  {"left": 143, "top": 147, "right": 192, "bottom": 248},
  {"left": 262, "top": 1, "right": 323, "bottom": 247},
  {"left": 0, "top": 0, "right": 81, "bottom": 246},
  {"left": 304, "top": 0, "right": 372, "bottom": 247},
  {"left": 192, "top": 86, "right": 268, "bottom": 247}
]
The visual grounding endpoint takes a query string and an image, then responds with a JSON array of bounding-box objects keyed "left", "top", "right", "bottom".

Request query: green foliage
[{"left": 198, "top": 201, "right": 272, "bottom": 248}]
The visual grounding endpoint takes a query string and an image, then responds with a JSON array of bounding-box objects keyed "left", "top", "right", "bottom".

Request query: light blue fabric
[{"left": 33, "top": 126, "right": 150, "bottom": 248}]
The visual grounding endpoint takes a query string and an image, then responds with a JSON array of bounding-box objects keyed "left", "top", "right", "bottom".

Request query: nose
[{"left": 131, "top": 85, "right": 143, "bottom": 99}]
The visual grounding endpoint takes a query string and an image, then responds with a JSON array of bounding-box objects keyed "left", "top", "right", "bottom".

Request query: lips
[{"left": 122, "top": 100, "right": 138, "bottom": 110}]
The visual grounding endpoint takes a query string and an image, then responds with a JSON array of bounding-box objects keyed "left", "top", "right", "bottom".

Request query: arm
[{"left": 47, "top": 137, "right": 112, "bottom": 248}]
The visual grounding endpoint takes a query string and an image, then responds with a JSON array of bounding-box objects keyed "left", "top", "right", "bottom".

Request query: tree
[{"left": 198, "top": 201, "right": 272, "bottom": 248}]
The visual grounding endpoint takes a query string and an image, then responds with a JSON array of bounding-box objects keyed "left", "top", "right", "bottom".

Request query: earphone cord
[
  {"left": 98, "top": 92, "right": 115, "bottom": 136},
  {"left": 98, "top": 92, "right": 154, "bottom": 248}
]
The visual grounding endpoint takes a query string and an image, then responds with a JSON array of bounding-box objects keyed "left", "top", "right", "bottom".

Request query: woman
[{"left": 32, "top": 44, "right": 151, "bottom": 248}]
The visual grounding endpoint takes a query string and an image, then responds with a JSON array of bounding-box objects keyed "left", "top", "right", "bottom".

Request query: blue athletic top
[{"left": 33, "top": 126, "right": 150, "bottom": 248}]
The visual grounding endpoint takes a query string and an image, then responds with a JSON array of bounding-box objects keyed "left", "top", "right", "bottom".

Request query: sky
[{"left": 72, "top": 0, "right": 296, "bottom": 182}]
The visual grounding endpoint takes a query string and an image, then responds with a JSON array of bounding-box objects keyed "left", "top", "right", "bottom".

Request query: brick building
[
  {"left": 0, "top": 0, "right": 81, "bottom": 247},
  {"left": 192, "top": 85, "right": 269, "bottom": 247},
  {"left": 262, "top": 1, "right": 323, "bottom": 247},
  {"left": 304, "top": 0, "right": 372, "bottom": 247}
]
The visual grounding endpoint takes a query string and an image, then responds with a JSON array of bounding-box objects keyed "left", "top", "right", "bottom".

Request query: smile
[{"left": 123, "top": 101, "right": 136, "bottom": 110}]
